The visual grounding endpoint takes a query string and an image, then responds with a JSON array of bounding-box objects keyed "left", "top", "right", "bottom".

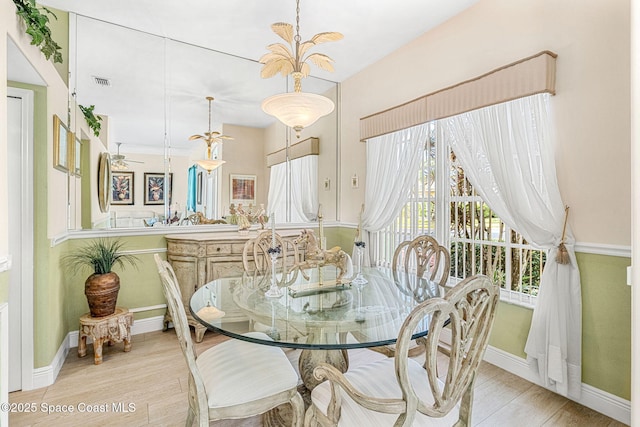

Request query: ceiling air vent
[{"left": 92, "top": 76, "right": 111, "bottom": 87}]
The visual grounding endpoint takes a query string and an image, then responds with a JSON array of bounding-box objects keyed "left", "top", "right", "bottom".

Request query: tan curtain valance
[
  {"left": 360, "top": 50, "right": 557, "bottom": 141},
  {"left": 266, "top": 137, "right": 319, "bottom": 167}
]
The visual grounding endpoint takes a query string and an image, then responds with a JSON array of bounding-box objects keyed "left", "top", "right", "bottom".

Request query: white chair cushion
[
  {"left": 196, "top": 332, "right": 299, "bottom": 409},
  {"left": 311, "top": 358, "right": 460, "bottom": 426}
]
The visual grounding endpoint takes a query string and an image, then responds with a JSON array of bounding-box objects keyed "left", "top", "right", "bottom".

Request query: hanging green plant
[
  {"left": 13, "top": 0, "right": 63, "bottom": 63},
  {"left": 79, "top": 104, "right": 103, "bottom": 137}
]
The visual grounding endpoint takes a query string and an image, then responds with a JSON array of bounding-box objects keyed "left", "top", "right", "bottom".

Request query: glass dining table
[{"left": 189, "top": 265, "right": 446, "bottom": 390}]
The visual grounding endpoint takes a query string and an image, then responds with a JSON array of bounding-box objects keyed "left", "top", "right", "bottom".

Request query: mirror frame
[{"left": 97, "top": 152, "right": 111, "bottom": 213}]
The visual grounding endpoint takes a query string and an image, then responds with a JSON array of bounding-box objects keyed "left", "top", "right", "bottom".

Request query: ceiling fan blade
[{"left": 126, "top": 159, "right": 145, "bottom": 164}]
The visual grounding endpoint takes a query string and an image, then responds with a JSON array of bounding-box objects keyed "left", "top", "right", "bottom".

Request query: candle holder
[
  {"left": 265, "top": 246, "right": 283, "bottom": 298},
  {"left": 351, "top": 241, "right": 368, "bottom": 287},
  {"left": 265, "top": 298, "right": 280, "bottom": 340},
  {"left": 352, "top": 241, "right": 367, "bottom": 322}
]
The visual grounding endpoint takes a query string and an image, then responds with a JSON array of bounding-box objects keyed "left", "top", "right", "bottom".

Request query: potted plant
[
  {"left": 79, "top": 104, "right": 103, "bottom": 136},
  {"left": 63, "top": 239, "right": 139, "bottom": 317}
]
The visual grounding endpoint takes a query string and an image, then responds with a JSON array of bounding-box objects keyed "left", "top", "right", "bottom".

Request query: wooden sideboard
[{"left": 165, "top": 229, "right": 303, "bottom": 342}]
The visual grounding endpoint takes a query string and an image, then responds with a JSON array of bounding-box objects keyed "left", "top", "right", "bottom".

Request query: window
[
  {"left": 373, "top": 123, "right": 545, "bottom": 305},
  {"left": 267, "top": 155, "right": 318, "bottom": 222},
  {"left": 449, "top": 151, "right": 545, "bottom": 306},
  {"left": 373, "top": 123, "right": 438, "bottom": 264}
]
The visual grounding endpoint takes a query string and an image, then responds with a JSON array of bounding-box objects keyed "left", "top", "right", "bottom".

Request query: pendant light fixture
[
  {"left": 190, "top": 96, "right": 233, "bottom": 173},
  {"left": 259, "top": 0, "right": 343, "bottom": 138}
]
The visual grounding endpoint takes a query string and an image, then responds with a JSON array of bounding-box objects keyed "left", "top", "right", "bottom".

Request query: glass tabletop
[{"left": 189, "top": 266, "right": 446, "bottom": 350}]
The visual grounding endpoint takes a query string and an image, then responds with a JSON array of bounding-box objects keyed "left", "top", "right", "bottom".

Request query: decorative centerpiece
[
  {"left": 225, "top": 203, "right": 268, "bottom": 231},
  {"left": 63, "top": 239, "right": 139, "bottom": 317}
]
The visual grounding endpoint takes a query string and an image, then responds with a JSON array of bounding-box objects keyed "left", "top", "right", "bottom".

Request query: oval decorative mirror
[{"left": 97, "top": 152, "right": 111, "bottom": 213}]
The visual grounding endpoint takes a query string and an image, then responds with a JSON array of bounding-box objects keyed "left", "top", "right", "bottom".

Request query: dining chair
[
  {"left": 373, "top": 235, "right": 451, "bottom": 358},
  {"left": 392, "top": 235, "right": 450, "bottom": 287},
  {"left": 242, "top": 230, "right": 302, "bottom": 274},
  {"left": 304, "top": 274, "right": 499, "bottom": 427},
  {"left": 153, "top": 254, "right": 304, "bottom": 427}
]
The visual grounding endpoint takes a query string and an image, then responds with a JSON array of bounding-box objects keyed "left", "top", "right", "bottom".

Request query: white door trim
[{"left": 7, "top": 87, "right": 35, "bottom": 391}]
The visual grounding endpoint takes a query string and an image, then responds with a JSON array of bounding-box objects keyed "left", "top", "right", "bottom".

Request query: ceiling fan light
[
  {"left": 261, "top": 92, "right": 334, "bottom": 137},
  {"left": 111, "top": 161, "right": 128, "bottom": 171},
  {"left": 195, "top": 158, "right": 226, "bottom": 173}
]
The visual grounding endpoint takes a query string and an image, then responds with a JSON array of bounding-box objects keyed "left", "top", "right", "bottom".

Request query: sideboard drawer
[{"left": 207, "top": 243, "right": 232, "bottom": 256}]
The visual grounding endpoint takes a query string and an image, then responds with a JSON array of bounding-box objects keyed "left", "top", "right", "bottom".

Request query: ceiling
[{"left": 14, "top": 0, "right": 478, "bottom": 156}]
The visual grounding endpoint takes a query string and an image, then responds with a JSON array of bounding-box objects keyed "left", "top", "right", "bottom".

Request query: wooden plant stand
[{"left": 78, "top": 307, "right": 133, "bottom": 364}]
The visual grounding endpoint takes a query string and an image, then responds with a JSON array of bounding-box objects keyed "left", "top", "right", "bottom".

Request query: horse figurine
[{"left": 293, "top": 229, "right": 353, "bottom": 283}]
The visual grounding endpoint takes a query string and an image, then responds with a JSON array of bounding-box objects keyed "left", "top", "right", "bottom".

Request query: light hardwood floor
[{"left": 9, "top": 330, "right": 627, "bottom": 426}]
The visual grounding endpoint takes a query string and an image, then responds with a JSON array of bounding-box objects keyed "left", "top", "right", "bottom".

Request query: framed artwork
[
  {"left": 144, "top": 172, "right": 172, "bottom": 205},
  {"left": 111, "top": 171, "right": 134, "bottom": 205},
  {"left": 197, "top": 171, "right": 203, "bottom": 205},
  {"left": 53, "top": 115, "right": 70, "bottom": 173},
  {"left": 230, "top": 174, "right": 256, "bottom": 206},
  {"left": 74, "top": 137, "right": 82, "bottom": 177}
]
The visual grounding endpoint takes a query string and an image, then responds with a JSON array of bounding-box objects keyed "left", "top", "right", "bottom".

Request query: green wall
[
  {"left": 579, "top": 253, "right": 631, "bottom": 399},
  {"left": 489, "top": 252, "right": 631, "bottom": 400}
]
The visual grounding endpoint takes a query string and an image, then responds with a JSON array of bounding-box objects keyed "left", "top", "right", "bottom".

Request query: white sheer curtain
[
  {"left": 443, "top": 93, "right": 582, "bottom": 399},
  {"left": 361, "top": 123, "right": 429, "bottom": 264},
  {"left": 267, "top": 155, "right": 318, "bottom": 223}
]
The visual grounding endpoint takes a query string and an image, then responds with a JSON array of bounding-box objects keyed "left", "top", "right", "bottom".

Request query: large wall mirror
[{"left": 71, "top": 13, "right": 339, "bottom": 230}]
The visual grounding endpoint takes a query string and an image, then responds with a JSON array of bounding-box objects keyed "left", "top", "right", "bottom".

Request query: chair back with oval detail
[
  {"left": 392, "top": 235, "right": 450, "bottom": 287},
  {"left": 307, "top": 275, "right": 498, "bottom": 427},
  {"left": 242, "top": 230, "right": 302, "bottom": 273}
]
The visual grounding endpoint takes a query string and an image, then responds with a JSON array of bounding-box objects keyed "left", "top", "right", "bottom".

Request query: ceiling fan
[{"left": 111, "top": 142, "right": 144, "bottom": 171}]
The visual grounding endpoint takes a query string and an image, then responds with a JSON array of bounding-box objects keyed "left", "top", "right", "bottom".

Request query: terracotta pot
[{"left": 85, "top": 272, "right": 120, "bottom": 317}]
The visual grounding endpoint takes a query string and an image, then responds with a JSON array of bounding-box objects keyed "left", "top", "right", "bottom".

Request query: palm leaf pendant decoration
[
  {"left": 259, "top": 0, "right": 343, "bottom": 92},
  {"left": 189, "top": 96, "right": 233, "bottom": 160}
]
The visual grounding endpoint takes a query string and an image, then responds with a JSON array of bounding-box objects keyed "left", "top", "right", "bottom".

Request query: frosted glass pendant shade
[
  {"left": 196, "top": 158, "right": 225, "bottom": 173},
  {"left": 261, "top": 92, "right": 334, "bottom": 137}
]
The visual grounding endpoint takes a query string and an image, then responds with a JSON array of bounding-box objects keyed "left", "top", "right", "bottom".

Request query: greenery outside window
[{"left": 372, "top": 123, "right": 545, "bottom": 306}]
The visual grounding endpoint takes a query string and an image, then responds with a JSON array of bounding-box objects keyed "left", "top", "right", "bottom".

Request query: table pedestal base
[
  {"left": 298, "top": 348, "right": 349, "bottom": 390},
  {"left": 264, "top": 348, "right": 348, "bottom": 427}
]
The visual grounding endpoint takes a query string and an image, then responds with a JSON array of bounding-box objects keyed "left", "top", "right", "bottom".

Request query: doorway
[{"left": 7, "top": 87, "right": 35, "bottom": 392}]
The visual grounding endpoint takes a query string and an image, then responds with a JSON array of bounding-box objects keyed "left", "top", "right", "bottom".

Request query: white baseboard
[
  {"left": 483, "top": 345, "right": 631, "bottom": 426},
  {"left": 31, "top": 315, "right": 165, "bottom": 390}
]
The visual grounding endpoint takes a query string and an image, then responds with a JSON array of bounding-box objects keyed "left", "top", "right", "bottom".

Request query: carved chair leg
[
  {"left": 303, "top": 405, "right": 315, "bottom": 427},
  {"left": 290, "top": 392, "right": 305, "bottom": 427},
  {"left": 455, "top": 374, "right": 475, "bottom": 427},
  {"left": 194, "top": 325, "right": 206, "bottom": 343}
]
